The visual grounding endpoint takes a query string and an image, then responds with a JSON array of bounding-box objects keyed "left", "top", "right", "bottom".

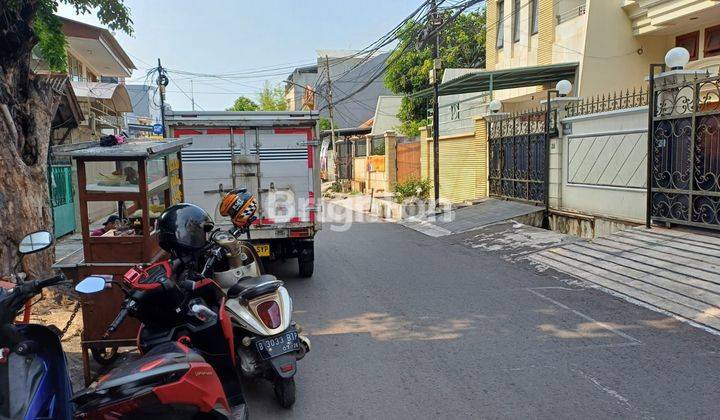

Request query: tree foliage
[
  {"left": 0, "top": 0, "right": 132, "bottom": 276},
  {"left": 258, "top": 81, "right": 288, "bottom": 111},
  {"left": 26, "top": 0, "right": 134, "bottom": 72},
  {"left": 384, "top": 9, "right": 486, "bottom": 136},
  {"left": 226, "top": 96, "right": 259, "bottom": 111},
  {"left": 319, "top": 117, "right": 332, "bottom": 131}
]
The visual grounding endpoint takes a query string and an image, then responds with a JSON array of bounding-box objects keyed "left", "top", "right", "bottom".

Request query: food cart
[{"left": 52, "top": 138, "right": 191, "bottom": 385}]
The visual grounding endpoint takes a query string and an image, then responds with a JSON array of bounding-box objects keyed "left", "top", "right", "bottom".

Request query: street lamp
[
  {"left": 488, "top": 99, "right": 502, "bottom": 113},
  {"left": 555, "top": 79, "right": 572, "bottom": 97},
  {"left": 664, "top": 47, "right": 690, "bottom": 70}
]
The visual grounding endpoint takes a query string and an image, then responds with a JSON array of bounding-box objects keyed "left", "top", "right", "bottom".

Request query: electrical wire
[{"left": 324, "top": 0, "right": 488, "bottom": 111}]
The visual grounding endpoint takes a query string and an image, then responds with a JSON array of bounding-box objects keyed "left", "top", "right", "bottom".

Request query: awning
[
  {"left": 39, "top": 74, "right": 84, "bottom": 129},
  {"left": 320, "top": 126, "right": 372, "bottom": 139},
  {"left": 410, "top": 62, "right": 579, "bottom": 98},
  {"left": 71, "top": 81, "right": 133, "bottom": 113}
]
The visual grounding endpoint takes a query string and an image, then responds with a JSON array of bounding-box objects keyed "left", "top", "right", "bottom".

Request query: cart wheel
[{"left": 91, "top": 346, "right": 119, "bottom": 366}]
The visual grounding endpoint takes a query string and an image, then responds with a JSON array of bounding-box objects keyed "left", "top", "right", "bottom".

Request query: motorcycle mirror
[
  {"left": 18, "top": 231, "right": 53, "bottom": 255},
  {"left": 75, "top": 276, "right": 107, "bottom": 294}
]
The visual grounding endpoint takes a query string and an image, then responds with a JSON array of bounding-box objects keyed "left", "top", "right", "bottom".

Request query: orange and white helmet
[{"left": 219, "top": 189, "right": 258, "bottom": 228}]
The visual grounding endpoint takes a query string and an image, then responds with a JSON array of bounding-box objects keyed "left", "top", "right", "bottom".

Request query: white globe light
[
  {"left": 488, "top": 99, "right": 502, "bottom": 113},
  {"left": 665, "top": 47, "right": 690, "bottom": 70},
  {"left": 556, "top": 79, "right": 572, "bottom": 96}
]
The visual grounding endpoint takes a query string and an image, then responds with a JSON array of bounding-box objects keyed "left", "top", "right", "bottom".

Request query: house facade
[
  {"left": 124, "top": 84, "right": 163, "bottom": 138},
  {"left": 286, "top": 50, "right": 393, "bottom": 128},
  {"left": 37, "top": 16, "right": 136, "bottom": 143},
  {"left": 485, "top": 0, "right": 720, "bottom": 109},
  {"left": 285, "top": 65, "right": 319, "bottom": 111},
  {"left": 423, "top": 0, "right": 720, "bottom": 235}
]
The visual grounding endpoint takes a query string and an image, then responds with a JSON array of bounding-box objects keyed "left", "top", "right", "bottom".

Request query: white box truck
[{"left": 166, "top": 111, "right": 321, "bottom": 277}]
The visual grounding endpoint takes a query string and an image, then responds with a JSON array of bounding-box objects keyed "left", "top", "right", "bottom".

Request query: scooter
[
  {"left": 0, "top": 231, "right": 238, "bottom": 419},
  {"left": 99, "top": 256, "right": 251, "bottom": 418},
  {"left": 204, "top": 227, "right": 311, "bottom": 408}
]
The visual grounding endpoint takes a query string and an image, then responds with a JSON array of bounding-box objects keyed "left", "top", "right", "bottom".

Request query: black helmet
[{"left": 156, "top": 203, "right": 214, "bottom": 255}]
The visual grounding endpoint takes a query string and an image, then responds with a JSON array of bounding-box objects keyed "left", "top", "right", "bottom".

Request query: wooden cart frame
[{"left": 52, "top": 138, "right": 191, "bottom": 385}]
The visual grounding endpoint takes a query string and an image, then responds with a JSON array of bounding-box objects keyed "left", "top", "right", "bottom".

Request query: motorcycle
[
  {"left": 0, "top": 231, "right": 238, "bottom": 419},
  {"left": 99, "top": 257, "right": 250, "bottom": 418},
  {"left": 204, "top": 226, "right": 311, "bottom": 408}
]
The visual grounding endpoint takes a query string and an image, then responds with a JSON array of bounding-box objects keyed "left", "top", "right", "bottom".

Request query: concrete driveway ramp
[{"left": 402, "top": 198, "right": 544, "bottom": 237}]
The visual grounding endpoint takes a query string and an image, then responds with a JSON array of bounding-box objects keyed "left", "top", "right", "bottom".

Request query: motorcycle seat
[{"left": 227, "top": 274, "right": 283, "bottom": 300}]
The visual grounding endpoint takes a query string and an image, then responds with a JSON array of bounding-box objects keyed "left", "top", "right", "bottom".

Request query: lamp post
[
  {"left": 645, "top": 47, "right": 690, "bottom": 228},
  {"left": 542, "top": 79, "right": 574, "bottom": 229}
]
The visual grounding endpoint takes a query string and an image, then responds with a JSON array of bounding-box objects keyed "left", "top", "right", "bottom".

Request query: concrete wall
[
  {"left": 554, "top": 106, "right": 648, "bottom": 223},
  {"left": 350, "top": 132, "right": 398, "bottom": 194}
]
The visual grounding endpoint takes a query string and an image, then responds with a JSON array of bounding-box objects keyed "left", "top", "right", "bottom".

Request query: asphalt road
[{"left": 248, "top": 208, "right": 720, "bottom": 419}]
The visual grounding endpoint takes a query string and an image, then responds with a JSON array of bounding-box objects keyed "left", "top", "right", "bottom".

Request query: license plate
[
  {"left": 255, "top": 330, "right": 300, "bottom": 360},
  {"left": 254, "top": 244, "right": 270, "bottom": 257}
]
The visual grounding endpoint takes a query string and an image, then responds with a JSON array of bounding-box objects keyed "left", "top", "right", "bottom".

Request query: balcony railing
[{"left": 556, "top": 3, "right": 586, "bottom": 25}]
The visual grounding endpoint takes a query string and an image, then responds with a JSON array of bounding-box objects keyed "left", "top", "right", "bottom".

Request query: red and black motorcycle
[{"left": 73, "top": 259, "right": 248, "bottom": 419}]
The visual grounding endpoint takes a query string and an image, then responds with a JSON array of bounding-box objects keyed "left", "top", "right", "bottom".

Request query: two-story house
[
  {"left": 484, "top": 0, "right": 720, "bottom": 110},
  {"left": 37, "top": 16, "right": 136, "bottom": 143},
  {"left": 419, "top": 0, "right": 720, "bottom": 205}
]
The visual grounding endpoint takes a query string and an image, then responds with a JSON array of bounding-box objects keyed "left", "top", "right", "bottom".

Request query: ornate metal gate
[
  {"left": 488, "top": 109, "right": 554, "bottom": 204},
  {"left": 650, "top": 72, "right": 720, "bottom": 229}
]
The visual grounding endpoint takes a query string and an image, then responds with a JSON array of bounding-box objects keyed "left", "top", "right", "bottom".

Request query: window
[
  {"left": 512, "top": 0, "right": 521, "bottom": 43},
  {"left": 705, "top": 25, "right": 720, "bottom": 58},
  {"left": 355, "top": 139, "right": 367, "bottom": 157},
  {"left": 68, "top": 55, "right": 82, "bottom": 81},
  {"left": 496, "top": 1, "right": 504, "bottom": 49},
  {"left": 370, "top": 137, "right": 385, "bottom": 156},
  {"left": 450, "top": 103, "right": 461, "bottom": 120},
  {"left": 530, "top": 0, "right": 539, "bottom": 35},
  {"left": 676, "top": 31, "right": 700, "bottom": 61}
]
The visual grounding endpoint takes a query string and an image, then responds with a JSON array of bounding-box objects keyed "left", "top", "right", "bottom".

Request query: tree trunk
[{"left": 0, "top": 1, "right": 60, "bottom": 279}]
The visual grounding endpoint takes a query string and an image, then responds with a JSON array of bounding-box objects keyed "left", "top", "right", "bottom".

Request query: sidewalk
[
  {"left": 403, "top": 208, "right": 720, "bottom": 334},
  {"left": 401, "top": 198, "right": 544, "bottom": 237},
  {"left": 529, "top": 227, "right": 720, "bottom": 332},
  {"left": 55, "top": 232, "right": 83, "bottom": 263}
]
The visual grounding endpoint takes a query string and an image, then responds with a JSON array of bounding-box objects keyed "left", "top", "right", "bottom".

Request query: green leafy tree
[
  {"left": 319, "top": 118, "right": 333, "bottom": 131},
  {"left": 258, "top": 81, "right": 288, "bottom": 111},
  {"left": 385, "top": 10, "right": 486, "bottom": 136},
  {"left": 226, "top": 96, "right": 259, "bottom": 111},
  {"left": 0, "top": 0, "right": 132, "bottom": 276}
]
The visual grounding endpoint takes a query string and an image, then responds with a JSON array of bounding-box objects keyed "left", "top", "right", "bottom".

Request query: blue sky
[{"left": 57, "top": 0, "right": 423, "bottom": 111}]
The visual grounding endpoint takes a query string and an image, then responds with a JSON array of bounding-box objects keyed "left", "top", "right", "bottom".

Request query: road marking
[
  {"left": 572, "top": 367, "right": 633, "bottom": 410},
  {"left": 527, "top": 288, "right": 642, "bottom": 344}
]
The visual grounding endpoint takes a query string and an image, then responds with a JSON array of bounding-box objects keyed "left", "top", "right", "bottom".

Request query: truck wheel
[{"left": 298, "top": 258, "right": 314, "bottom": 278}]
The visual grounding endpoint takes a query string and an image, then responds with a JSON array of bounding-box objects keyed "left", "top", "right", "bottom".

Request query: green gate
[{"left": 50, "top": 165, "right": 76, "bottom": 237}]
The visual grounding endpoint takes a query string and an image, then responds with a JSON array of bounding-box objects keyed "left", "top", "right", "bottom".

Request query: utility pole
[
  {"left": 324, "top": 55, "right": 337, "bottom": 147},
  {"left": 157, "top": 58, "right": 169, "bottom": 138},
  {"left": 190, "top": 79, "right": 195, "bottom": 111},
  {"left": 429, "top": 0, "right": 442, "bottom": 206}
]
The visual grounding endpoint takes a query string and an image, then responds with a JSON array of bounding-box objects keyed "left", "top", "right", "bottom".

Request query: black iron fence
[
  {"left": 565, "top": 86, "right": 649, "bottom": 118},
  {"left": 488, "top": 108, "right": 556, "bottom": 204},
  {"left": 650, "top": 70, "right": 720, "bottom": 229}
]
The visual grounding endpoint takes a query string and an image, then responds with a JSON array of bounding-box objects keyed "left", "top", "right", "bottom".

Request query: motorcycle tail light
[{"left": 257, "top": 301, "right": 281, "bottom": 329}]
